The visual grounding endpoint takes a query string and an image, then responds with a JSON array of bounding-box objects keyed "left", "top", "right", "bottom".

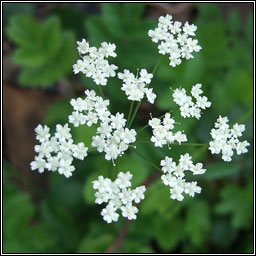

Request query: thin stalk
[
  {"left": 128, "top": 101, "right": 141, "bottom": 128},
  {"left": 98, "top": 84, "right": 105, "bottom": 99},
  {"left": 131, "top": 147, "right": 162, "bottom": 172},
  {"left": 137, "top": 109, "right": 172, "bottom": 134},
  {"left": 127, "top": 101, "right": 134, "bottom": 127},
  {"left": 128, "top": 56, "right": 163, "bottom": 129},
  {"left": 152, "top": 55, "right": 163, "bottom": 75}
]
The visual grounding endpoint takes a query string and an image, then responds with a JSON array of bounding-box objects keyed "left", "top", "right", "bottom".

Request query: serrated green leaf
[
  {"left": 11, "top": 46, "right": 49, "bottom": 67},
  {"left": 215, "top": 182, "right": 253, "bottom": 229},
  {"left": 101, "top": 3, "right": 123, "bottom": 38},
  {"left": 40, "top": 16, "right": 62, "bottom": 59},
  {"left": 85, "top": 15, "right": 113, "bottom": 46},
  {"left": 7, "top": 14, "right": 40, "bottom": 47},
  {"left": 17, "top": 30, "right": 76, "bottom": 88}
]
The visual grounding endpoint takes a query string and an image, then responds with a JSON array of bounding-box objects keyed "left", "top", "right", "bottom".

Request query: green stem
[
  {"left": 131, "top": 147, "right": 162, "bottom": 172},
  {"left": 152, "top": 55, "right": 163, "bottom": 75},
  {"left": 136, "top": 139, "right": 206, "bottom": 147},
  {"left": 128, "top": 101, "right": 141, "bottom": 128},
  {"left": 98, "top": 84, "right": 105, "bottom": 99},
  {"left": 127, "top": 101, "right": 134, "bottom": 127},
  {"left": 137, "top": 110, "right": 172, "bottom": 134},
  {"left": 127, "top": 56, "right": 163, "bottom": 129},
  {"left": 231, "top": 108, "right": 253, "bottom": 126}
]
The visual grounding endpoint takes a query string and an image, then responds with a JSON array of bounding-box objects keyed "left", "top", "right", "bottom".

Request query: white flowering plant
[{"left": 30, "top": 8, "right": 251, "bottom": 229}]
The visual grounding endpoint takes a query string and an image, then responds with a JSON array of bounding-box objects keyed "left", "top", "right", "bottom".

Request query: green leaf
[
  {"left": 18, "top": 30, "right": 76, "bottom": 88},
  {"left": 3, "top": 3, "right": 34, "bottom": 24},
  {"left": 11, "top": 47, "right": 48, "bottom": 67},
  {"left": 40, "top": 16, "right": 62, "bottom": 59},
  {"left": 101, "top": 3, "right": 123, "bottom": 38},
  {"left": 185, "top": 200, "right": 210, "bottom": 246},
  {"left": 154, "top": 216, "right": 184, "bottom": 251},
  {"left": 85, "top": 15, "right": 113, "bottom": 46},
  {"left": 203, "top": 162, "right": 241, "bottom": 180},
  {"left": 77, "top": 223, "right": 114, "bottom": 253},
  {"left": 122, "top": 3, "right": 145, "bottom": 26},
  {"left": 7, "top": 14, "right": 40, "bottom": 47},
  {"left": 4, "top": 193, "right": 35, "bottom": 236},
  {"left": 225, "top": 69, "right": 253, "bottom": 107},
  {"left": 72, "top": 123, "right": 98, "bottom": 148},
  {"left": 43, "top": 98, "right": 73, "bottom": 127},
  {"left": 49, "top": 175, "right": 83, "bottom": 208},
  {"left": 140, "top": 179, "right": 182, "bottom": 216},
  {"left": 215, "top": 182, "right": 253, "bottom": 229}
]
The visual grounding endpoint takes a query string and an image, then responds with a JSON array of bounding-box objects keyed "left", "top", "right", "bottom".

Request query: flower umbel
[
  {"left": 92, "top": 172, "right": 146, "bottom": 223},
  {"left": 209, "top": 116, "right": 250, "bottom": 162},
  {"left": 160, "top": 154, "right": 205, "bottom": 201},
  {"left": 148, "top": 14, "right": 202, "bottom": 67},
  {"left": 73, "top": 39, "right": 118, "bottom": 86}
]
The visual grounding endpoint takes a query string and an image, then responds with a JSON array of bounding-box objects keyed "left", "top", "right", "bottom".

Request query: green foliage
[
  {"left": 83, "top": 3, "right": 158, "bottom": 101},
  {"left": 3, "top": 3, "right": 253, "bottom": 254},
  {"left": 7, "top": 15, "right": 77, "bottom": 88},
  {"left": 215, "top": 182, "right": 253, "bottom": 229}
]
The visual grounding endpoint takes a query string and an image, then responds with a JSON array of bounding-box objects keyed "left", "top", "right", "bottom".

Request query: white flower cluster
[
  {"left": 69, "top": 89, "right": 110, "bottom": 127},
  {"left": 73, "top": 39, "right": 118, "bottom": 86},
  {"left": 30, "top": 124, "right": 88, "bottom": 178},
  {"left": 118, "top": 69, "right": 156, "bottom": 104},
  {"left": 209, "top": 116, "right": 250, "bottom": 162},
  {"left": 148, "top": 14, "right": 202, "bottom": 67},
  {"left": 172, "top": 83, "right": 211, "bottom": 119},
  {"left": 92, "top": 112, "right": 136, "bottom": 164},
  {"left": 92, "top": 172, "right": 146, "bottom": 223},
  {"left": 149, "top": 113, "right": 187, "bottom": 148},
  {"left": 161, "top": 154, "right": 205, "bottom": 201},
  {"left": 68, "top": 89, "right": 136, "bottom": 164}
]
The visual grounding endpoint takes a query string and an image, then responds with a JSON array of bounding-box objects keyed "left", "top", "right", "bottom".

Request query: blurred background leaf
[{"left": 3, "top": 2, "right": 253, "bottom": 254}]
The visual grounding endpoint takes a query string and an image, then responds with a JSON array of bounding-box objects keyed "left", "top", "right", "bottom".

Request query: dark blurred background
[{"left": 3, "top": 3, "right": 253, "bottom": 253}]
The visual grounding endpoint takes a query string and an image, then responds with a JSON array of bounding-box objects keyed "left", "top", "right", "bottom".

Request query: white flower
[
  {"left": 55, "top": 124, "right": 72, "bottom": 142},
  {"left": 77, "top": 39, "right": 90, "bottom": 54},
  {"left": 121, "top": 203, "right": 138, "bottom": 220},
  {"left": 73, "top": 39, "right": 118, "bottom": 86},
  {"left": 149, "top": 113, "right": 187, "bottom": 148},
  {"left": 179, "top": 153, "right": 193, "bottom": 170},
  {"left": 72, "top": 142, "right": 88, "bottom": 160},
  {"left": 118, "top": 68, "right": 156, "bottom": 104},
  {"left": 172, "top": 84, "right": 211, "bottom": 119},
  {"left": 115, "top": 171, "right": 133, "bottom": 189},
  {"left": 236, "top": 141, "right": 250, "bottom": 155},
  {"left": 101, "top": 205, "right": 119, "bottom": 223},
  {"left": 183, "top": 22, "right": 197, "bottom": 36},
  {"left": 58, "top": 164, "right": 75, "bottom": 178},
  {"left": 160, "top": 154, "right": 205, "bottom": 201},
  {"left": 92, "top": 172, "right": 146, "bottom": 223},
  {"left": 209, "top": 116, "right": 249, "bottom": 161},
  {"left": 35, "top": 124, "right": 50, "bottom": 143},
  {"left": 30, "top": 156, "right": 46, "bottom": 173},
  {"left": 149, "top": 15, "right": 201, "bottom": 67},
  {"left": 133, "top": 186, "right": 146, "bottom": 203},
  {"left": 184, "top": 181, "right": 201, "bottom": 197},
  {"left": 160, "top": 156, "right": 176, "bottom": 173}
]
